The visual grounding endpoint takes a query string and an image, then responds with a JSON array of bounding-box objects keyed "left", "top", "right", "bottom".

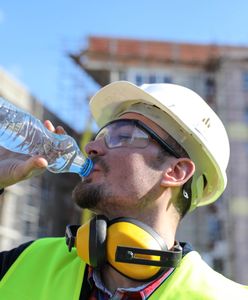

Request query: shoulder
[
  {"left": 0, "top": 237, "right": 71, "bottom": 281},
  {"left": 15, "top": 237, "right": 75, "bottom": 263},
  {"left": 175, "top": 251, "right": 248, "bottom": 298},
  {"left": 0, "top": 240, "right": 34, "bottom": 280},
  {"left": 151, "top": 251, "right": 248, "bottom": 299}
]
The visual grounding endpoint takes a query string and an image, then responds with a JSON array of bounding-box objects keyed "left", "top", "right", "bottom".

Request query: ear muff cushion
[
  {"left": 76, "top": 215, "right": 108, "bottom": 267},
  {"left": 89, "top": 215, "right": 108, "bottom": 267},
  {"left": 106, "top": 218, "right": 168, "bottom": 280}
]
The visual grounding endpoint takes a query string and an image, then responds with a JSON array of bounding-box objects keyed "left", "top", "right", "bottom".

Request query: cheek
[
  {"left": 110, "top": 154, "right": 137, "bottom": 180},
  {"left": 105, "top": 153, "right": 141, "bottom": 192},
  {"left": 112, "top": 153, "right": 162, "bottom": 191}
]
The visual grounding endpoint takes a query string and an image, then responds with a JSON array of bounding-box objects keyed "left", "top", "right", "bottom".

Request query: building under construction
[{"left": 70, "top": 36, "right": 248, "bottom": 284}]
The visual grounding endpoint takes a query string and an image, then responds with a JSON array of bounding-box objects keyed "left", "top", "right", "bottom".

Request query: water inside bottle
[
  {"left": 39, "top": 132, "right": 93, "bottom": 177},
  {"left": 47, "top": 139, "right": 93, "bottom": 177},
  {"left": 0, "top": 99, "right": 93, "bottom": 177}
]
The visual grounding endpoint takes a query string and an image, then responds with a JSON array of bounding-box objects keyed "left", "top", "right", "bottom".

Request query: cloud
[{"left": 0, "top": 9, "right": 5, "bottom": 24}]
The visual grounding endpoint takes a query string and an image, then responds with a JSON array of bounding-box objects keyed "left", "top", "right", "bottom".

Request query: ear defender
[
  {"left": 76, "top": 215, "right": 108, "bottom": 267},
  {"left": 65, "top": 216, "right": 182, "bottom": 281}
]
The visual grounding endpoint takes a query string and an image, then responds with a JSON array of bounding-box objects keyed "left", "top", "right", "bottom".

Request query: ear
[{"left": 161, "top": 158, "right": 195, "bottom": 187}]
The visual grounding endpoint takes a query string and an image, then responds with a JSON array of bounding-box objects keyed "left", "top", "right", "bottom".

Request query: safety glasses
[{"left": 94, "top": 119, "right": 181, "bottom": 158}]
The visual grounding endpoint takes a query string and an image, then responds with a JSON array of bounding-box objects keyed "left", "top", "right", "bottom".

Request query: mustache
[{"left": 91, "top": 156, "right": 110, "bottom": 174}]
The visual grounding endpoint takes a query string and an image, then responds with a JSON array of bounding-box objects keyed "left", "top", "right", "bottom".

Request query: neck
[
  {"left": 103, "top": 194, "right": 179, "bottom": 250},
  {"left": 139, "top": 199, "right": 179, "bottom": 249}
]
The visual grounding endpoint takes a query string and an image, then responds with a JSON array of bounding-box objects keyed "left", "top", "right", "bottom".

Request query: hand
[{"left": 0, "top": 120, "right": 66, "bottom": 189}]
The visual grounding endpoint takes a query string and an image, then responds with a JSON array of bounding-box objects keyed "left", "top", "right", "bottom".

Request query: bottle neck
[{"left": 67, "top": 152, "right": 93, "bottom": 177}]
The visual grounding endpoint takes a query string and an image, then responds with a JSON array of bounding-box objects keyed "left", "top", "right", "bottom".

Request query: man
[{"left": 0, "top": 81, "right": 247, "bottom": 299}]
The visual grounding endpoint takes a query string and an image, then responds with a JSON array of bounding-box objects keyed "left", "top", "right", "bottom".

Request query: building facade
[{"left": 70, "top": 36, "right": 248, "bottom": 284}]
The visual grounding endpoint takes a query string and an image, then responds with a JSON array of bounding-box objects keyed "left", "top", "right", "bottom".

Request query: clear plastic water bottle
[{"left": 0, "top": 97, "right": 93, "bottom": 177}]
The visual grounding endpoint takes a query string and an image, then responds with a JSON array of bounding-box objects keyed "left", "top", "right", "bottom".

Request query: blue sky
[{"left": 1, "top": 0, "right": 248, "bottom": 131}]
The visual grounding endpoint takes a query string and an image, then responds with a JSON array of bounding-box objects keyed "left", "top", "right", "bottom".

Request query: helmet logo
[
  {"left": 195, "top": 117, "right": 211, "bottom": 141},
  {"left": 202, "top": 117, "right": 211, "bottom": 128}
]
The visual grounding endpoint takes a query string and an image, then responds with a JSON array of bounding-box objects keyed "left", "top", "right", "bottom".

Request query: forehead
[{"left": 118, "top": 112, "right": 170, "bottom": 140}]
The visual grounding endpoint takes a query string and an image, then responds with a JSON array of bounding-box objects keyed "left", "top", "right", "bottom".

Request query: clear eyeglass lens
[{"left": 95, "top": 122, "right": 150, "bottom": 149}]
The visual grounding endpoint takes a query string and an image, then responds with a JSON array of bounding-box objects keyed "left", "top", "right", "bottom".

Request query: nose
[{"left": 85, "top": 138, "right": 106, "bottom": 157}]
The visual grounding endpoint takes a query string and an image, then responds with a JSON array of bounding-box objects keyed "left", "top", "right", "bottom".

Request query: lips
[
  {"left": 87, "top": 166, "right": 101, "bottom": 178},
  {"left": 89, "top": 157, "right": 110, "bottom": 174},
  {"left": 92, "top": 166, "right": 101, "bottom": 172}
]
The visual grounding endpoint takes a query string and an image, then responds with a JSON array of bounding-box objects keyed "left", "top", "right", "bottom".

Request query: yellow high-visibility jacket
[{"left": 0, "top": 238, "right": 247, "bottom": 299}]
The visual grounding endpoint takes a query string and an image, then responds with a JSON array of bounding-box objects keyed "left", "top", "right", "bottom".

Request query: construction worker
[{"left": 0, "top": 81, "right": 248, "bottom": 299}]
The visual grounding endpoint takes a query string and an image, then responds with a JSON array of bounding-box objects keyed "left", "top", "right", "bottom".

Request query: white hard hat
[{"left": 89, "top": 81, "right": 230, "bottom": 210}]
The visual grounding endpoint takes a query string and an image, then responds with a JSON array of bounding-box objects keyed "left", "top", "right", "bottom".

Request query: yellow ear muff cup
[
  {"left": 106, "top": 218, "right": 167, "bottom": 281},
  {"left": 76, "top": 215, "right": 108, "bottom": 267}
]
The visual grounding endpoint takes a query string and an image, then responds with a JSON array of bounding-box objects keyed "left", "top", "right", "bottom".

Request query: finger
[
  {"left": 44, "top": 120, "right": 55, "bottom": 132},
  {"left": 32, "top": 157, "right": 48, "bottom": 169},
  {"left": 55, "top": 126, "right": 66, "bottom": 135}
]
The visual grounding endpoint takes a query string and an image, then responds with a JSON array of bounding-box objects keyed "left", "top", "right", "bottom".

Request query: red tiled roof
[{"left": 81, "top": 36, "right": 248, "bottom": 65}]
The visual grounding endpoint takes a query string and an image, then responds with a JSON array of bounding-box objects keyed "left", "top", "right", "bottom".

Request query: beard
[
  {"left": 72, "top": 180, "right": 107, "bottom": 209},
  {"left": 72, "top": 156, "right": 110, "bottom": 210}
]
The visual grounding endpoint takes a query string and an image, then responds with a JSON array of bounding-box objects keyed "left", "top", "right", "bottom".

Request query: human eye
[
  {"left": 111, "top": 132, "right": 132, "bottom": 147},
  {"left": 118, "top": 133, "right": 132, "bottom": 141},
  {"left": 107, "top": 130, "right": 132, "bottom": 147}
]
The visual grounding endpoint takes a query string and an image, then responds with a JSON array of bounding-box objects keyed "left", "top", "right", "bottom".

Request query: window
[
  {"left": 243, "top": 72, "right": 248, "bottom": 92},
  {"left": 244, "top": 107, "right": 248, "bottom": 123},
  {"left": 135, "top": 74, "right": 144, "bottom": 86},
  {"left": 162, "top": 76, "right": 172, "bottom": 83},
  {"left": 134, "top": 72, "right": 172, "bottom": 85},
  {"left": 205, "top": 78, "right": 215, "bottom": 97},
  {"left": 148, "top": 74, "right": 157, "bottom": 83},
  {"left": 204, "top": 77, "right": 216, "bottom": 106}
]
